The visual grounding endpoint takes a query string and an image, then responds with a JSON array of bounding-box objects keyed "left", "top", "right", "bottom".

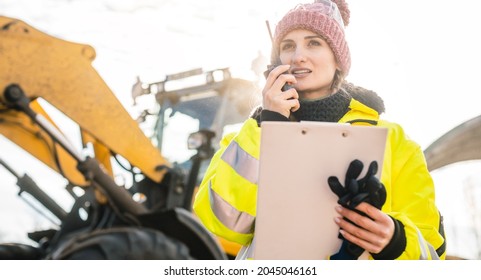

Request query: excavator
[{"left": 0, "top": 15, "right": 260, "bottom": 259}]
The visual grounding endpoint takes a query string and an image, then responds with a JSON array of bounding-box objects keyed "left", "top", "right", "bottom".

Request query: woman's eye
[
  {"left": 280, "top": 43, "right": 294, "bottom": 51},
  {"left": 308, "top": 40, "right": 322, "bottom": 47}
]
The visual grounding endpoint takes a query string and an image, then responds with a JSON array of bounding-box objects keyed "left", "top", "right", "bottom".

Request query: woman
[{"left": 193, "top": 0, "right": 446, "bottom": 260}]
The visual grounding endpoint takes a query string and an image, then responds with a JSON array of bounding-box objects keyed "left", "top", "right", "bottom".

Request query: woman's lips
[{"left": 291, "top": 68, "right": 312, "bottom": 77}]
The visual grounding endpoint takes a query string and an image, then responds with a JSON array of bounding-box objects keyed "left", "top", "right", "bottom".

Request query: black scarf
[{"left": 291, "top": 89, "right": 351, "bottom": 122}]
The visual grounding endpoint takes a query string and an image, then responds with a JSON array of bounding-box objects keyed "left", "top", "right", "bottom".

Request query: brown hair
[{"left": 330, "top": 69, "right": 345, "bottom": 92}]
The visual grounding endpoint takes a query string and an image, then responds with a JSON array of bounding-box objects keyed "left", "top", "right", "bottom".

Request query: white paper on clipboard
[{"left": 253, "top": 121, "right": 388, "bottom": 260}]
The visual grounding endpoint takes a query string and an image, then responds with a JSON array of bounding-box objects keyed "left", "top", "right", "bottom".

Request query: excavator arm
[{"left": 0, "top": 16, "right": 169, "bottom": 184}]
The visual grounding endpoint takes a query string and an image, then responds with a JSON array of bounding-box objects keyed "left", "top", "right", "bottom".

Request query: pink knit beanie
[{"left": 272, "top": 0, "right": 351, "bottom": 75}]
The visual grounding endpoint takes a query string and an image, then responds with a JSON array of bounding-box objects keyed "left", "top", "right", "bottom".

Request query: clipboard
[{"left": 253, "top": 121, "right": 388, "bottom": 260}]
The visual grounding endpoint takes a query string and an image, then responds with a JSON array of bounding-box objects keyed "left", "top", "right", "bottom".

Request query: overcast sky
[{"left": 2, "top": 0, "right": 481, "bottom": 259}]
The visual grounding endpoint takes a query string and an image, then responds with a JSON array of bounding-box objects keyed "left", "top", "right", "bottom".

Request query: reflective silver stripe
[
  {"left": 221, "top": 141, "right": 259, "bottom": 184},
  {"left": 236, "top": 238, "right": 256, "bottom": 260},
  {"left": 427, "top": 243, "right": 440, "bottom": 260},
  {"left": 416, "top": 229, "right": 429, "bottom": 260},
  {"left": 209, "top": 182, "right": 255, "bottom": 234}
]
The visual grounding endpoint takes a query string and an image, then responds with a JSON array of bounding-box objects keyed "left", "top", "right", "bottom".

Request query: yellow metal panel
[
  {"left": 81, "top": 130, "right": 113, "bottom": 177},
  {"left": 0, "top": 100, "right": 87, "bottom": 186},
  {"left": 0, "top": 16, "right": 169, "bottom": 182},
  {"left": 218, "top": 237, "right": 241, "bottom": 258}
]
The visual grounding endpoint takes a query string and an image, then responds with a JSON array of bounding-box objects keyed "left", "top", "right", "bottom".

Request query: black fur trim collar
[{"left": 342, "top": 82, "right": 385, "bottom": 114}]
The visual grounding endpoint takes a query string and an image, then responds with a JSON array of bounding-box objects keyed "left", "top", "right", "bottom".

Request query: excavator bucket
[
  {"left": 424, "top": 115, "right": 481, "bottom": 171},
  {"left": 0, "top": 16, "right": 169, "bottom": 183}
]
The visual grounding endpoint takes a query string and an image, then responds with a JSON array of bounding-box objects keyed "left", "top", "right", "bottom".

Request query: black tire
[
  {"left": 0, "top": 243, "right": 43, "bottom": 260},
  {"left": 49, "top": 227, "right": 193, "bottom": 260}
]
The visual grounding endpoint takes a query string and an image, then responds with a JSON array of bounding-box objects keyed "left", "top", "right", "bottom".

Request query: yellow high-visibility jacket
[{"left": 193, "top": 97, "right": 446, "bottom": 260}]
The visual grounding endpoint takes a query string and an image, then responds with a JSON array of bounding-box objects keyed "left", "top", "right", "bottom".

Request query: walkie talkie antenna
[
  {"left": 265, "top": 20, "right": 274, "bottom": 44},
  {"left": 265, "top": 19, "right": 282, "bottom": 66}
]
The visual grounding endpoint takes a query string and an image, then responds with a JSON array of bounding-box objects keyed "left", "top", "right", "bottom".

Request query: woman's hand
[
  {"left": 334, "top": 202, "right": 394, "bottom": 254},
  {"left": 262, "top": 64, "right": 300, "bottom": 118}
]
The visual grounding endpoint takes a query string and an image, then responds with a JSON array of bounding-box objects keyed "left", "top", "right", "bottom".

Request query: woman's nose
[{"left": 291, "top": 48, "right": 306, "bottom": 64}]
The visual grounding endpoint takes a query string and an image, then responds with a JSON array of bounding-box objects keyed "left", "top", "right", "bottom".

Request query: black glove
[{"left": 327, "top": 159, "right": 387, "bottom": 259}]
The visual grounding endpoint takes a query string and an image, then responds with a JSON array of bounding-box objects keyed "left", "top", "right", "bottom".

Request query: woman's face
[{"left": 279, "top": 29, "right": 339, "bottom": 100}]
